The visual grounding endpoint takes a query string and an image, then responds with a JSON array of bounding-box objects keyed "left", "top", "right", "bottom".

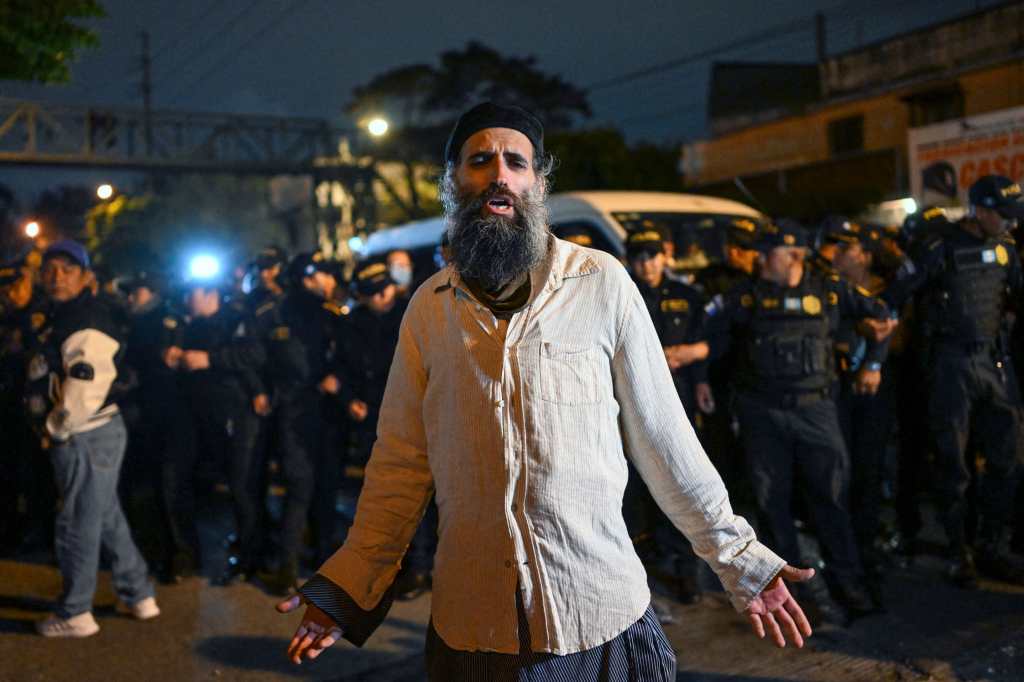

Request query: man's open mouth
[{"left": 484, "top": 195, "right": 515, "bottom": 216}]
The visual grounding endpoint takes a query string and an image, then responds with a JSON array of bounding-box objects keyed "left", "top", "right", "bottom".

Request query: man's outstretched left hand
[{"left": 745, "top": 564, "right": 814, "bottom": 648}]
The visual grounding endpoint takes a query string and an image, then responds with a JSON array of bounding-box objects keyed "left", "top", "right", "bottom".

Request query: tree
[
  {"left": 0, "top": 0, "right": 105, "bottom": 83},
  {"left": 32, "top": 184, "right": 95, "bottom": 240},
  {"left": 546, "top": 129, "right": 681, "bottom": 193},
  {"left": 346, "top": 42, "right": 591, "bottom": 222}
]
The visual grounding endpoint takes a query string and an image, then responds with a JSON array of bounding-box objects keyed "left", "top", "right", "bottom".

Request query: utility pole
[
  {"left": 140, "top": 30, "right": 153, "bottom": 156},
  {"left": 815, "top": 12, "right": 827, "bottom": 63}
]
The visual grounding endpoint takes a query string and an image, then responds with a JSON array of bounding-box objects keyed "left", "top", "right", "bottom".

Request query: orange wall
[{"left": 685, "top": 61, "right": 1024, "bottom": 187}]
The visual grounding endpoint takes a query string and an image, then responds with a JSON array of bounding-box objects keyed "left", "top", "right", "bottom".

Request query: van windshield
[{"left": 611, "top": 212, "right": 759, "bottom": 272}]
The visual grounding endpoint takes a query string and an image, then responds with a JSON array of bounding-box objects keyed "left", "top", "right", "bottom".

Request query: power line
[
  {"left": 154, "top": 0, "right": 269, "bottom": 89},
  {"left": 150, "top": 0, "right": 229, "bottom": 63},
  {"left": 584, "top": 15, "right": 813, "bottom": 92},
  {"left": 165, "top": 0, "right": 312, "bottom": 105}
]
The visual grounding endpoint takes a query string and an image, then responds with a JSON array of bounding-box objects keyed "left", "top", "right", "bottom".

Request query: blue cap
[
  {"left": 43, "top": 239, "right": 90, "bottom": 269},
  {"left": 755, "top": 218, "right": 809, "bottom": 253}
]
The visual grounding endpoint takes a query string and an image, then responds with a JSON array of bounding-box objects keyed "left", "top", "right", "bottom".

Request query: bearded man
[{"left": 278, "top": 102, "right": 813, "bottom": 680}]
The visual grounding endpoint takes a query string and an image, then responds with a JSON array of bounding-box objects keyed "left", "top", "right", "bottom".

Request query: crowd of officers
[
  {"left": 3, "top": 173, "right": 1024, "bottom": 630},
  {"left": 0, "top": 241, "right": 419, "bottom": 599}
]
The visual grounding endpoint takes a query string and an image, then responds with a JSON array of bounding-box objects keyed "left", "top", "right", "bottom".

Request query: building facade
[{"left": 681, "top": 2, "right": 1024, "bottom": 220}]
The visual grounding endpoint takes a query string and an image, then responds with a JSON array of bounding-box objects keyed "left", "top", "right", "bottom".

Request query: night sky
[{"left": 0, "top": 0, "right": 990, "bottom": 198}]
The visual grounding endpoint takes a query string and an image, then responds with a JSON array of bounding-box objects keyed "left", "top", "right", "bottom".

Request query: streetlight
[
  {"left": 97, "top": 183, "right": 114, "bottom": 200},
  {"left": 367, "top": 117, "right": 389, "bottom": 138},
  {"left": 24, "top": 221, "right": 40, "bottom": 238}
]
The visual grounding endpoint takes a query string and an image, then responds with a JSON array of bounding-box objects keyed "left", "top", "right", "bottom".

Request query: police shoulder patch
[
  {"left": 828, "top": 291, "right": 839, "bottom": 306},
  {"left": 271, "top": 326, "right": 290, "bottom": 341},
  {"left": 163, "top": 317, "right": 178, "bottom": 329},
  {"left": 30, "top": 312, "right": 46, "bottom": 331},
  {"left": 995, "top": 243, "right": 1010, "bottom": 266},
  {"left": 740, "top": 293, "right": 754, "bottom": 308}
]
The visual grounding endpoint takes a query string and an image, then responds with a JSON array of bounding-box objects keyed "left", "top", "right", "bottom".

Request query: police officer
[
  {"left": 250, "top": 252, "right": 344, "bottom": 594},
  {"left": 386, "top": 249, "right": 416, "bottom": 300},
  {"left": 341, "top": 259, "right": 433, "bottom": 596},
  {"left": 247, "top": 245, "right": 288, "bottom": 313},
  {"left": 160, "top": 273, "right": 265, "bottom": 584},
  {"left": 692, "top": 218, "right": 760, "bottom": 519},
  {"left": 830, "top": 225, "right": 894, "bottom": 600},
  {"left": 886, "top": 206, "right": 956, "bottom": 558},
  {"left": 0, "top": 242, "right": 50, "bottom": 553},
  {"left": 883, "top": 175, "right": 1024, "bottom": 587},
  {"left": 624, "top": 229, "right": 707, "bottom": 604},
  {"left": 701, "top": 219, "right": 890, "bottom": 622},
  {"left": 118, "top": 268, "right": 182, "bottom": 571}
]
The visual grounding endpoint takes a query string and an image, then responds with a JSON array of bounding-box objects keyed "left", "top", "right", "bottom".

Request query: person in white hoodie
[{"left": 31, "top": 240, "right": 159, "bottom": 638}]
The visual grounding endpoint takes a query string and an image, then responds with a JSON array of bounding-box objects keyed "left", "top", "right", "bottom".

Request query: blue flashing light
[{"left": 189, "top": 254, "right": 221, "bottom": 281}]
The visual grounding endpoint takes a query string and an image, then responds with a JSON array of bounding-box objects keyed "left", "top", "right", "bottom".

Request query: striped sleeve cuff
[{"left": 299, "top": 573, "right": 396, "bottom": 647}]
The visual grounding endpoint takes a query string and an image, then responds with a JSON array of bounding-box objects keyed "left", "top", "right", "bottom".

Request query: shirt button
[
  {"left": 496, "top": 399, "right": 505, "bottom": 407},
  {"left": 505, "top": 560, "right": 512, "bottom": 568},
  {"left": 510, "top": 503, "right": 518, "bottom": 512}
]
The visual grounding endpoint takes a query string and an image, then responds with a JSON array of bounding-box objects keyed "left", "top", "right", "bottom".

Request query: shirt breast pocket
[{"left": 540, "top": 341, "right": 607, "bottom": 405}]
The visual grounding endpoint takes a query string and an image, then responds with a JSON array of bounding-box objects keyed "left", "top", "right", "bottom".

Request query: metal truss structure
[{"left": 0, "top": 97, "right": 352, "bottom": 175}]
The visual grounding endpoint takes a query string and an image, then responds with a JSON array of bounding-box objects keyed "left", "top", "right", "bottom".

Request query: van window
[
  {"left": 551, "top": 221, "right": 617, "bottom": 255},
  {"left": 612, "top": 212, "right": 743, "bottom": 271}
]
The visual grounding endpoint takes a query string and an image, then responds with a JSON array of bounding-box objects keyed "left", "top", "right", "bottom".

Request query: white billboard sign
[{"left": 908, "top": 105, "right": 1024, "bottom": 206}]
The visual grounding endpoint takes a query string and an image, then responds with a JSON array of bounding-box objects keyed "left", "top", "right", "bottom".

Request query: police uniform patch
[
  {"left": 761, "top": 297, "right": 779, "bottom": 309},
  {"left": 855, "top": 285, "right": 872, "bottom": 297},
  {"left": 271, "top": 326, "right": 290, "bottom": 341},
  {"left": 661, "top": 299, "right": 689, "bottom": 313},
  {"left": 30, "top": 312, "right": 46, "bottom": 331},
  {"left": 802, "top": 295, "right": 822, "bottom": 315},
  {"left": 995, "top": 243, "right": 1009, "bottom": 266},
  {"left": 163, "top": 317, "right": 178, "bottom": 329},
  {"left": 358, "top": 263, "right": 388, "bottom": 280},
  {"left": 740, "top": 293, "right": 754, "bottom": 308},
  {"left": 828, "top": 292, "right": 839, "bottom": 306}
]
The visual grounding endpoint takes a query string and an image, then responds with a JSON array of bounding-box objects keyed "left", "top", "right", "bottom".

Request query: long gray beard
[{"left": 443, "top": 182, "right": 550, "bottom": 291}]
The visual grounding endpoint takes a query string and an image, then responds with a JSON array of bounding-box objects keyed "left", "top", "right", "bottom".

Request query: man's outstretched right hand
[{"left": 277, "top": 595, "right": 343, "bottom": 665}]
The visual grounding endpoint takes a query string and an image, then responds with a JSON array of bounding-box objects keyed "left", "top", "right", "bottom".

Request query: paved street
[{"left": 2, "top": 526, "right": 1023, "bottom": 682}]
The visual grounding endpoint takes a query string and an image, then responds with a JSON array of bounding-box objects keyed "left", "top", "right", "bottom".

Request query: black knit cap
[{"left": 444, "top": 102, "right": 544, "bottom": 164}]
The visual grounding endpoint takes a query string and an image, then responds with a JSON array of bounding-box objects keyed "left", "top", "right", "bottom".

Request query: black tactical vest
[
  {"left": 932, "top": 240, "right": 1011, "bottom": 342},
  {"left": 745, "top": 274, "right": 833, "bottom": 393}
]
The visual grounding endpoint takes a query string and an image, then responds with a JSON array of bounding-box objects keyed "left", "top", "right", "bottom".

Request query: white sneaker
[
  {"left": 116, "top": 596, "right": 160, "bottom": 620},
  {"left": 36, "top": 612, "right": 100, "bottom": 638}
]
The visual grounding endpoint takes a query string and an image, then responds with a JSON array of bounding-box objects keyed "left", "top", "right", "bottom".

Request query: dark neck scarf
[{"left": 462, "top": 273, "right": 531, "bottom": 320}]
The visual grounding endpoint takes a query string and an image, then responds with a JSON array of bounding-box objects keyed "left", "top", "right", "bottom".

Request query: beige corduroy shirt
[{"left": 318, "top": 235, "right": 785, "bottom": 655}]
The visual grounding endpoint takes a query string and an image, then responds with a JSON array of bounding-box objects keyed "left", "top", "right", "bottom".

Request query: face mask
[{"left": 389, "top": 265, "right": 412, "bottom": 287}]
